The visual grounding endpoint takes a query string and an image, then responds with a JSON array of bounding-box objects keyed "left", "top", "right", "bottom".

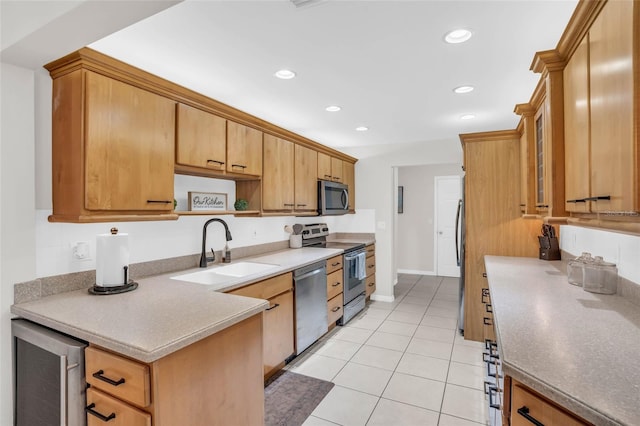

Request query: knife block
[{"left": 538, "top": 236, "right": 561, "bottom": 261}]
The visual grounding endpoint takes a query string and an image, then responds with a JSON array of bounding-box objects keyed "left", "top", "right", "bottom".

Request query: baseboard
[
  {"left": 397, "top": 269, "right": 436, "bottom": 276},
  {"left": 371, "top": 294, "right": 395, "bottom": 302}
]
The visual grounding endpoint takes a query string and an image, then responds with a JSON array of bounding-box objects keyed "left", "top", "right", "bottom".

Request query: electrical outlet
[{"left": 72, "top": 242, "right": 91, "bottom": 260}]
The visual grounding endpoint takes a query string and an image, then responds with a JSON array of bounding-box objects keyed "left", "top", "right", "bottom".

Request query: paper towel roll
[{"left": 96, "top": 232, "right": 130, "bottom": 287}]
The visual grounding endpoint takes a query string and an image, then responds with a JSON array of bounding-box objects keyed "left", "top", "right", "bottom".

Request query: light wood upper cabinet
[
  {"left": 318, "top": 152, "right": 343, "bottom": 182},
  {"left": 514, "top": 105, "right": 536, "bottom": 215},
  {"left": 331, "top": 157, "right": 344, "bottom": 182},
  {"left": 227, "top": 121, "right": 263, "bottom": 176},
  {"left": 175, "top": 103, "right": 226, "bottom": 171},
  {"left": 294, "top": 144, "right": 318, "bottom": 212},
  {"left": 589, "top": 0, "right": 636, "bottom": 213},
  {"left": 84, "top": 72, "right": 176, "bottom": 212},
  {"left": 563, "top": 36, "right": 591, "bottom": 213},
  {"left": 262, "top": 134, "right": 295, "bottom": 211},
  {"left": 48, "top": 69, "right": 177, "bottom": 222},
  {"left": 343, "top": 161, "right": 355, "bottom": 211}
]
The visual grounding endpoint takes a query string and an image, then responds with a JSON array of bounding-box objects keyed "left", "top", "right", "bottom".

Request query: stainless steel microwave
[{"left": 318, "top": 180, "right": 349, "bottom": 215}]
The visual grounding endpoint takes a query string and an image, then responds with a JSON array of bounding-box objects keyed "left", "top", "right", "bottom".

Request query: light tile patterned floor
[{"left": 287, "top": 274, "right": 488, "bottom": 426}]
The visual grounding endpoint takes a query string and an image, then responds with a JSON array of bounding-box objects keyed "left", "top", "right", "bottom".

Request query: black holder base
[{"left": 88, "top": 281, "right": 138, "bottom": 295}]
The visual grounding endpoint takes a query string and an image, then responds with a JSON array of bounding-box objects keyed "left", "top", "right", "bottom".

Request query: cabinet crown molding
[
  {"left": 530, "top": 49, "right": 566, "bottom": 73},
  {"left": 459, "top": 129, "right": 520, "bottom": 146}
]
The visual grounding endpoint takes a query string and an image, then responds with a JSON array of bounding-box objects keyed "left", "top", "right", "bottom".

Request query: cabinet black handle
[
  {"left": 485, "top": 304, "right": 493, "bottom": 313},
  {"left": 536, "top": 204, "right": 549, "bottom": 208},
  {"left": 481, "top": 288, "right": 490, "bottom": 304},
  {"left": 147, "top": 199, "right": 172, "bottom": 204},
  {"left": 265, "top": 303, "right": 280, "bottom": 311},
  {"left": 85, "top": 403, "right": 116, "bottom": 422},
  {"left": 517, "top": 406, "right": 545, "bottom": 426},
  {"left": 486, "top": 360, "right": 502, "bottom": 378},
  {"left": 331, "top": 306, "right": 341, "bottom": 312},
  {"left": 324, "top": 174, "right": 332, "bottom": 178},
  {"left": 566, "top": 199, "right": 587, "bottom": 203},
  {"left": 331, "top": 262, "right": 340, "bottom": 266},
  {"left": 284, "top": 203, "right": 295, "bottom": 207},
  {"left": 368, "top": 282, "right": 375, "bottom": 287},
  {"left": 231, "top": 164, "right": 247, "bottom": 169},
  {"left": 333, "top": 177, "right": 341, "bottom": 181},
  {"left": 296, "top": 204, "right": 307, "bottom": 207},
  {"left": 332, "top": 282, "right": 341, "bottom": 287},
  {"left": 488, "top": 387, "right": 500, "bottom": 409},
  {"left": 482, "top": 272, "right": 487, "bottom": 278},
  {"left": 584, "top": 196, "right": 611, "bottom": 202},
  {"left": 483, "top": 317, "right": 492, "bottom": 326},
  {"left": 207, "top": 159, "right": 225, "bottom": 165},
  {"left": 483, "top": 380, "right": 494, "bottom": 395},
  {"left": 92, "top": 370, "right": 125, "bottom": 387}
]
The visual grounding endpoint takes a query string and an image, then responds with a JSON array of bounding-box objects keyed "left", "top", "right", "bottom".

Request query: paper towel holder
[{"left": 90, "top": 228, "right": 139, "bottom": 295}]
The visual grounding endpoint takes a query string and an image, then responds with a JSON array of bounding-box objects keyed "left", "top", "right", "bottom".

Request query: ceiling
[{"left": 3, "top": 0, "right": 579, "bottom": 153}]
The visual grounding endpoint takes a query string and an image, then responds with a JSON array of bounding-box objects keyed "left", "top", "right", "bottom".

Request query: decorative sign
[{"left": 188, "top": 192, "right": 227, "bottom": 211}]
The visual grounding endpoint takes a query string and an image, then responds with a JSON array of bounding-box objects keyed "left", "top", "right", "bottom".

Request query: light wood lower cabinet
[
  {"left": 326, "top": 255, "right": 344, "bottom": 327},
  {"left": 227, "top": 273, "right": 294, "bottom": 378},
  {"left": 84, "top": 314, "right": 264, "bottom": 426},
  {"left": 365, "top": 244, "right": 376, "bottom": 298},
  {"left": 509, "top": 380, "right": 591, "bottom": 426},
  {"left": 86, "top": 388, "right": 151, "bottom": 426}
]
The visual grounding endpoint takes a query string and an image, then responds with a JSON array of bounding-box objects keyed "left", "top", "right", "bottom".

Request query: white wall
[
  {"left": 560, "top": 225, "right": 640, "bottom": 285},
  {"left": 343, "top": 140, "right": 463, "bottom": 302},
  {"left": 1, "top": 62, "right": 37, "bottom": 426},
  {"left": 397, "top": 164, "right": 462, "bottom": 274}
]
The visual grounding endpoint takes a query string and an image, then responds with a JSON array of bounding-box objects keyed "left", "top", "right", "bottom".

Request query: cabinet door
[
  {"left": 175, "top": 103, "right": 226, "bottom": 171},
  {"left": 294, "top": 144, "right": 318, "bottom": 212},
  {"left": 511, "top": 383, "right": 588, "bottom": 426},
  {"left": 84, "top": 71, "right": 175, "bottom": 211},
  {"left": 226, "top": 121, "right": 263, "bottom": 176},
  {"left": 317, "top": 152, "right": 332, "bottom": 180},
  {"left": 563, "top": 37, "right": 591, "bottom": 213},
  {"left": 87, "top": 388, "right": 151, "bottom": 426},
  {"left": 262, "top": 134, "right": 294, "bottom": 211},
  {"left": 343, "top": 161, "right": 355, "bottom": 211},
  {"left": 331, "top": 157, "right": 343, "bottom": 182},
  {"left": 263, "top": 290, "right": 294, "bottom": 376},
  {"left": 589, "top": 0, "right": 635, "bottom": 213}
]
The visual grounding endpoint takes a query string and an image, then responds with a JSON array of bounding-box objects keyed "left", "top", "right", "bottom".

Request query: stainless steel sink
[{"left": 170, "top": 262, "right": 279, "bottom": 289}]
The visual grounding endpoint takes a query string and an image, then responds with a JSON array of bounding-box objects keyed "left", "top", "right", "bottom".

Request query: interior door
[{"left": 436, "top": 176, "right": 461, "bottom": 277}]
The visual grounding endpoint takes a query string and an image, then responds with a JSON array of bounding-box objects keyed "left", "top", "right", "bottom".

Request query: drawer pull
[
  {"left": 206, "top": 159, "right": 225, "bottom": 166},
  {"left": 324, "top": 174, "right": 332, "bottom": 179},
  {"left": 584, "top": 195, "right": 611, "bottom": 202},
  {"left": 265, "top": 303, "right": 280, "bottom": 311},
  {"left": 85, "top": 403, "right": 116, "bottom": 422},
  {"left": 331, "top": 306, "right": 341, "bottom": 312},
  {"left": 332, "top": 282, "right": 341, "bottom": 287},
  {"left": 368, "top": 265, "right": 375, "bottom": 269},
  {"left": 231, "top": 164, "right": 247, "bottom": 169},
  {"left": 517, "top": 406, "right": 545, "bottom": 426},
  {"left": 92, "top": 370, "right": 125, "bottom": 387},
  {"left": 485, "top": 304, "right": 493, "bottom": 313},
  {"left": 146, "top": 199, "right": 172, "bottom": 204},
  {"left": 483, "top": 317, "right": 492, "bottom": 326},
  {"left": 368, "top": 282, "right": 375, "bottom": 287},
  {"left": 331, "top": 262, "right": 340, "bottom": 267}
]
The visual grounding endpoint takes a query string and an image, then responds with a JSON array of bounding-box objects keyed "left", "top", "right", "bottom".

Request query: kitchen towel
[
  {"left": 96, "top": 231, "right": 130, "bottom": 287},
  {"left": 356, "top": 252, "right": 366, "bottom": 280}
]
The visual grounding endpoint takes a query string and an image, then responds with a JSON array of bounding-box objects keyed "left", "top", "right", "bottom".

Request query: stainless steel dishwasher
[{"left": 293, "top": 260, "right": 328, "bottom": 354}]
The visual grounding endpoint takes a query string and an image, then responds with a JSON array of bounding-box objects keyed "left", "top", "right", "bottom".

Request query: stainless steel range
[{"left": 301, "top": 224, "right": 367, "bottom": 324}]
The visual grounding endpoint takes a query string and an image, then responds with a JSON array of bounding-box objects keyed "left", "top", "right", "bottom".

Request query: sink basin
[{"left": 170, "top": 262, "right": 279, "bottom": 288}]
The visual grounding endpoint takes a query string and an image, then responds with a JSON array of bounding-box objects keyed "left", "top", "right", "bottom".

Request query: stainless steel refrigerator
[{"left": 455, "top": 177, "right": 466, "bottom": 335}]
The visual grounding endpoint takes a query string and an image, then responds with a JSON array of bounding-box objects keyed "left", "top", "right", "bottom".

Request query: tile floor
[{"left": 287, "top": 274, "right": 488, "bottom": 426}]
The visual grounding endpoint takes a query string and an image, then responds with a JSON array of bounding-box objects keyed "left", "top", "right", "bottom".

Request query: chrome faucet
[{"left": 200, "top": 218, "right": 233, "bottom": 268}]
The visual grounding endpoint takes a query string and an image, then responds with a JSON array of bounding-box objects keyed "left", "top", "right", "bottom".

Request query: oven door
[{"left": 343, "top": 250, "right": 366, "bottom": 303}]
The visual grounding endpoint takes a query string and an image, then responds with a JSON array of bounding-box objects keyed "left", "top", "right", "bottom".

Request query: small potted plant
[{"left": 234, "top": 198, "right": 249, "bottom": 211}]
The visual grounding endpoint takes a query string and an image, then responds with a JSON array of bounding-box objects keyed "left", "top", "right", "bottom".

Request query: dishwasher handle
[{"left": 294, "top": 267, "right": 324, "bottom": 281}]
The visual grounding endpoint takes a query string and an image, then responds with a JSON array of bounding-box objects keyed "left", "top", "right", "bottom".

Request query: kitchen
[{"left": 2, "top": 1, "right": 640, "bottom": 425}]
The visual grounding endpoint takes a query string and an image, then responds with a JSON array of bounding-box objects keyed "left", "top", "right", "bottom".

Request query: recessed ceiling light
[
  {"left": 325, "top": 105, "right": 341, "bottom": 112},
  {"left": 454, "top": 85, "right": 475, "bottom": 94},
  {"left": 444, "top": 29, "right": 472, "bottom": 44},
  {"left": 274, "top": 69, "right": 296, "bottom": 79},
  {"left": 460, "top": 114, "right": 476, "bottom": 120},
  {"left": 355, "top": 126, "right": 369, "bottom": 132}
]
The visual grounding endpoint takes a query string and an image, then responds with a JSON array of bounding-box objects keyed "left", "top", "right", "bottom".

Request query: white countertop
[
  {"left": 484, "top": 256, "right": 640, "bottom": 426},
  {"left": 11, "top": 247, "right": 343, "bottom": 363}
]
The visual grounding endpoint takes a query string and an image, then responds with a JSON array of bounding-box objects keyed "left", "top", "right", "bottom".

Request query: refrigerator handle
[{"left": 455, "top": 199, "right": 462, "bottom": 267}]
